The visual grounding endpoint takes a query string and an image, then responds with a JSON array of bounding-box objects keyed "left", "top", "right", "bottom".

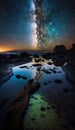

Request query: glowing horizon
[{"left": 0, "top": 38, "right": 74, "bottom": 52}]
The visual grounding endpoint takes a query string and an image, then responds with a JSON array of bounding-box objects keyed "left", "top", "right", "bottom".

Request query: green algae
[{"left": 23, "top": 94, "right": 66, "bottom": 130}]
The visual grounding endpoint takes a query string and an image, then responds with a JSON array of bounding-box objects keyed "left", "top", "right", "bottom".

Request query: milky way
[{"left": 0, "top": 0, "right": 75, "bottom": 51}]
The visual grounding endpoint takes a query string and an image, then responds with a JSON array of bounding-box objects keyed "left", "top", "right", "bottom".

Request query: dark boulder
[{"left": 53, "top": 45, "right": 66, "bottom": 56}]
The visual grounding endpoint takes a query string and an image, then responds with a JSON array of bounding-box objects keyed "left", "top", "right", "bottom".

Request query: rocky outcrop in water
[
  {"left": 52, "top": 45, "right": 66, "bottom": 66},
  {"left": 4, "top": 79, "right": 40, "bottom": 130},
  {"left": 53, "top": 45, "right": 66, "bottom": 55}
]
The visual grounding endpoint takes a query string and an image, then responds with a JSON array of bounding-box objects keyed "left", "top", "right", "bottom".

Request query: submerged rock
[
  {"left": 16, "top": 75, "right": 27, "bottom": 80},
  {"left": 54, "top": 79, "right": 62, "bottom": 84},
  {"left": 42, "top": 69, "right": 51, "bottom": 74},
  {"left": 31, "top": 117, "right": 36, "bottom": 121},
  {"left": 16, "top": 75, "right": 21, "bottom": 79},
  {"left": 51, "top": 105, "right": 55, "bottom": 109},
  {"left": 20, "top": 66, "right": 29, "bottom": 69},
  {"left": 40, "top": 107, "right": 46, "bottom": 111},
  {"left": 47, "top": 62, "right": 53, "bottom": 65},
  {"left": 32, "top": 64, "right": 42, "bottom": 67}
]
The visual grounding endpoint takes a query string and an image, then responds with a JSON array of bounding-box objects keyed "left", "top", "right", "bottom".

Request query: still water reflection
[
  {"left": 0, "top": 60, "right": 73, "bottom": 102},
  {"left": 0, "top": 60, "right": 75, "bottom": 130}
]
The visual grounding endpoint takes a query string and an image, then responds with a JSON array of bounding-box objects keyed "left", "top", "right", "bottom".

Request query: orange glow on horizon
[
  {"left": 0, "top": 48, "right": 13, "bottom": 52},
  {"left": 0, "top": 38, "right": 74, "bottom": 52},
  {"left": 0, "top": 44, "right": 38, "bottom": 52}
]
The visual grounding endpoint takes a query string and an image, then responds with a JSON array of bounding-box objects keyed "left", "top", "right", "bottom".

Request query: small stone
[
  {"left": 40, "top": 107, "right": 46, "bottom": 111},
  {"left": 34, "top": 97, "right": 37, "bottom": 100},
  {"left": 16, "top": 75, "right": 21, "bottom": 79},
  {"left": 54, "top": 79, "right": 62, "bottom": 84},
  {"left": 47, "top": 62, "right": 53, "bottom": 65},
  {"left": 51, "top": 105, "right": 55, "bottom": 109}
]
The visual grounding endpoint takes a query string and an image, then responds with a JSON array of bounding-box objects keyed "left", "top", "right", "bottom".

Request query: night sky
[{"left": 0, "top": 0, "right": 75, "bottom": 51}]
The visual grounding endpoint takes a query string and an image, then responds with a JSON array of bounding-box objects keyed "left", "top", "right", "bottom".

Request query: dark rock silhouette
[
  {"left": 20, "top": 52, "right": 30, "bottom": 57},
  {"left": 32, "top": 63, "right": 42, "bottom": 67},
  {"left": 53, "top": 59, "right": 65, "bottom": 66},
  {"left": 20, "top": 65, "right": 29, "bottom": 69},
  {"left": 52, "top": 45, "right": 66, "bottom": 66},
  {"left": 53, "top": 45, "right": 66, "bottom": 55},
  {"left": 16, "top": 75, "right": 27, "bottom": 80}
]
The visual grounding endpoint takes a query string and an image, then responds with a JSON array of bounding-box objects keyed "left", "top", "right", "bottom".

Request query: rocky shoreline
[
  {"left": 0, "top": 52, "right": 32, "bottom": 86},
  {"left": 63, "top": 61, "right": 75, "bottom": 85},
  {"left": 0, "top": 65, "right": 13, "bottom": 86}
]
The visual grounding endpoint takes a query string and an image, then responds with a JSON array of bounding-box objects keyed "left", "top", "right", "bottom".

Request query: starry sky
[{"left": 0, "top": 0, "right": 75, "bottom": 52}]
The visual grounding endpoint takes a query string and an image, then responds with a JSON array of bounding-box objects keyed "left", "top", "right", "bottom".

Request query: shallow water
[{"left": 0, "top": 61, "right": 75, "bottom": 130}]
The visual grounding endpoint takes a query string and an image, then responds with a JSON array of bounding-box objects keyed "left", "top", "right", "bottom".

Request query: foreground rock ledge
[{"left": 4, "top": 79, "right": 40, "bottom": 130}]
